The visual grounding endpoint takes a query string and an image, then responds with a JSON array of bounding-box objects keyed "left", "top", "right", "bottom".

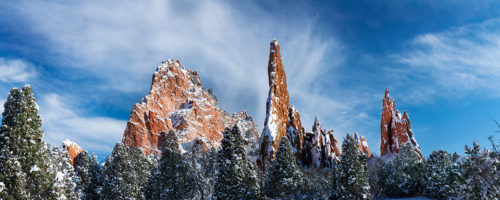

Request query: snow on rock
[
  {"left": 380, "top": 89, "right": 422, "bottom": 159},
  {"left": 302, "top": 117, "right": 341, "bottom": 168},
  {"left": 62, "top": 139, "right": 83, "bottom": 166},
  {"left": 122, "top": 59, "right": 257, "bottom": 155},
  {"left": 30, "top": 165, "right": 40, "bottom": 173},
  {"left": 354, "top": 132, "right": 371, "bottom": 158}
]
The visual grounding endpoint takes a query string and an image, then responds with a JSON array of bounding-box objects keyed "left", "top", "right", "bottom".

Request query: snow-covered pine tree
[
  {"left": 378, "top": 143, "right": 423, "bottom": 197},
  {"left": 49, "top": 145, "right": 78, "bottom": 200},
  {"left": 0, "top": 86, "right": 54, "bottom": 199},
  {"left": 148, "top": 130, "right": 194, "bottom": 199},
  {"left": 459, "top": 141, "right": 500, "bottom": 199},
  {"left": 74, "top": 151, "right": 101, "bottom": 200},
  {"left": 214, "top": 126, "right": 260, "bottom": 200},
  {"left": 185, "top": 141, "right": 218, "bottom": 199},
  {"left": 101, "top": 143, "right": 152, "bottom": 200},
  {"left": 264, "top": 136, "right": 307, "bottom": 198},
  {"left": 331, "top": 133, "right": 371, "bottom": 200},
  {"left": 422, "top": 150, "right": 456, "bottom": 199},
  {"left": 0, "top": 156, "right": 28, "bottom": 199}
]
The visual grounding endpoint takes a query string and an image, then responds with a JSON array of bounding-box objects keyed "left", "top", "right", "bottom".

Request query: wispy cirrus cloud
[
  {"left": 0, "top": 58, "right": 36, "bottom": 83},
  {"left": 0, "top": 0, "right": 362, "bottom": 154},
  {"left": 392, "top": 18, "right": 500, "bottom": 103}
]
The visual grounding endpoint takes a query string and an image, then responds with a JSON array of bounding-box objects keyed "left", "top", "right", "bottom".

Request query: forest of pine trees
[{"left": 0, "top": 86, "right": 499, "bottom": 199}]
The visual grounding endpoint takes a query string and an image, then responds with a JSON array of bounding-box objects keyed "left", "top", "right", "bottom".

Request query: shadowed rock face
[
  {"left": 380, "top": 89, "right": 422, "bottom": 159},
  {"left": 122, "top": 60, "right": 259, "bottom": 155},
  {"left": 62, "top": 139, "right": 83, "bottom": 165}
]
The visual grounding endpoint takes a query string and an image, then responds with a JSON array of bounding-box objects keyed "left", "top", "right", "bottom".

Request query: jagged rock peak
[
  {"left": 62, "top": 139, "right": 83, "bottom": 166},
  {"left": 354, "top": 132, "right": 371, "bottom": 158},
  {"left": 380, "top": 89, "right": 422, "bottom": 159},
  {"left": 258, "top": 40, "right": 292, "bottom": 168},
  {"left": 122, "top": 60, "right": 257, "bottom": 155},
  {"left": 301, "top": 116, "right": 342, "bottom": 168}
]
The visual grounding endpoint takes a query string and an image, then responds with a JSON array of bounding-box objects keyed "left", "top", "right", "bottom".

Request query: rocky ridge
[
  {"left": 380, "top": 89, "right": 422, "bottom": 159},
  {"left": 121, "top": 59, "right": 259, "bottom": 155}
]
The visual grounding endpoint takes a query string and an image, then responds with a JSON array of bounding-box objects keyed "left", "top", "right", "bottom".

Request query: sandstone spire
[
  {"left": 258, "top": 40, "right": 292, "bottom": 167},
  {"left": 257, "top": 40, "right": 342, "bottom": 169},
  {"left": 380, "top": 89, "right": 422, "bottom": 158}
]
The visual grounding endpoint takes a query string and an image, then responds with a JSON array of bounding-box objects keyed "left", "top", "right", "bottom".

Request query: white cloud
[
  {"left": 0, "top": 99, "right": 4, "bottom": 114},
  {"left": 39, "top": 93, "right": 127, "bottom": 153},
  {"left": 393, "top": 18, "right": 500, "bottom": 102},
  {"left": 0, "top": 58, "right": 36, "bottom": 83}
]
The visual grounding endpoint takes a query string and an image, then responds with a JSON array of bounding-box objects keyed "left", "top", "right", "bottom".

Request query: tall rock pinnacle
[
  {"left": 257, "top": 40, "right": 342, "bottom": 169},
  {"left": 380, "top": 89, "right": 422, "bottom": 158},
  {"left": 122, "top": 59, "right": 259, "bottom": 155},
  {"left": 258, "top": 40, "right": 292, "bottom": 166}
]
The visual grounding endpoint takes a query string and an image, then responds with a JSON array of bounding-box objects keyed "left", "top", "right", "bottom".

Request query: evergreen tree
[
  {"left": 378, "top": 143, "right": 423, "bottom": 197},
  {"left": 214, "top": 126, "right": 260, "bottom": 200},
  {"left": 186, "top": 143, "right": 218, "bottom": 199},
  {"left": 331, "top": 133, "right": 371, "bottom": 200},
  {"left": 422, "top": 150, "right": 456, "bottom": 199},
  {"left": 265, "top": 136, "right": 307, "bottom": 198},
  {"left": 0, "top": 157, "right": 28, "bottom": 200},
  {"left": 74, "top": 151, "right": 101, "bottom": 200},
  {"left": 149, "top": 130, "right": 194, "bottom": 199},
  {"left": 101, "top": 143, "right": 152, "bottom": 200},
  {"left": 0, "top": 86, "right": 54, "bottom": 199},
  {"left": 49, "top": 146, "right": 79, "bottom": 200},
  {"left": 459, "top": 141, "right": 500, "bottom": 199}
]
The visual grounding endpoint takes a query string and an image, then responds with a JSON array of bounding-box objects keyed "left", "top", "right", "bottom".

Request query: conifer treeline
[{"left": 0, "top": 86, "right": 499, "bottom": 199}]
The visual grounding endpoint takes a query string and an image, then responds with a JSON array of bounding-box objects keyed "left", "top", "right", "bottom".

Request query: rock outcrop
[
  {"left": 354, "top": 132, "right": 371, "bottom": 158},
  {"left": 62, "top": 139, "right": 83, "bottom": 165},
  {"left": 122, "top": 59, "right": 259, "bottom": 155},
  {"left": 380, "top": 89, "right": 422, "bottom": 158},
  {"left": 257, "top": 40, "right": 341, "bottom": 169}
]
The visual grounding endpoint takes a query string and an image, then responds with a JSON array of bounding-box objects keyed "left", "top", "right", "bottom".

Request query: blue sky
[{"left": 1, "top": 0, "right": 500, "bottom": 159}]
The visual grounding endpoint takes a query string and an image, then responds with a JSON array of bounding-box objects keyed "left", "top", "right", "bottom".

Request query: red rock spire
[
  {"left": 380, "top": 89, "right": 422, "bottom": 159},
  {"left": 258, "top": 40, "right": 292, "bottom": 167}
]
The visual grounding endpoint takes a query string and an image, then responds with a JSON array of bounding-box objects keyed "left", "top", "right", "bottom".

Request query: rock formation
[
  {"left": 354, "top": 132, "right": 371, "bottom": 158},
  {"left": 122, "top": 59, "right": 259, "bottom": 155},
  {"left": 380, "top": 89, "right": 422, "bottom": 158},
  {"left": 257, "top": 40, "right": 341, "bottom": 169},
  {"left": 258, "top": 40, "right": 293, "bottom": 166},
  {"left": 62, "top": 139, "right": 83, "bottom": 165},
  {"left": 306, "top": 116, "right": 342, "bottom": 168}
]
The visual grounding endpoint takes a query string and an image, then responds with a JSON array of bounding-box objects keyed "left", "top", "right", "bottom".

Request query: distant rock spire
[{"left": 380, "top": 89, "right": 422, "bottom": 159}]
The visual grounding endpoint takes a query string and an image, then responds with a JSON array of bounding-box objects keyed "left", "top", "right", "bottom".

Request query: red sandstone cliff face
[
  {"left": 380, "top": 89, "right": 422, "bottom": 158},
  {"left": 122, "top": 59, "right": 259, "bottom": 155},
  {"left": 354, "top": 132, "right": 371, "bottom": 158},
  {"left": 62, "top": 139, "right": 83, "bottom": 165}
]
